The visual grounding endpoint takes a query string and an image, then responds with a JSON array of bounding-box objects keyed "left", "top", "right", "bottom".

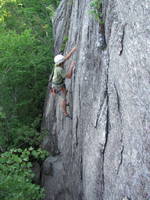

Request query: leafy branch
[{"left": 90, "top": 0, "right": 104, "bottom": 25}]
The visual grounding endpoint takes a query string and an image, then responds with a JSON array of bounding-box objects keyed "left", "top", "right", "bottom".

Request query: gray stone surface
[
  {"left": 32, "top": 162, "right": 41, "bottom": 184},
  {"left": 41, "top": 0, "right": 150, "bottom": 199},
  {"left": 41, "top": 156, "right": 65, "bottom": 200}
]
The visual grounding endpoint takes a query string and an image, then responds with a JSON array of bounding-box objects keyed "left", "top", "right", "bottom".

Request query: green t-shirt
[{"left": 52, "top": 66, "right": 66, "bottom": 86}]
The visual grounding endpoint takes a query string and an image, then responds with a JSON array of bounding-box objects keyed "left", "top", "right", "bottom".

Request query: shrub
[
  {"left": 90, "top": 0, "right": 104, "bottom": 24},
  {"left": 0, "top": 148, "right": 49, "bottom": 200},
  {"left": 0, "top": 0, "right": 55, "bottom": 149}
]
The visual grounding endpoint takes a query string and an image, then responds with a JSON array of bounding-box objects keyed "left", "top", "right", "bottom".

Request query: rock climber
[{"left": 51, "top": 47, "right": 77, "bottom": 118}]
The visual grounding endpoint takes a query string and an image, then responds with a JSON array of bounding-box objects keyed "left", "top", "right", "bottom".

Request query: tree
[{"left": 0, "top": 0, "right": 60, "bottom": 149}]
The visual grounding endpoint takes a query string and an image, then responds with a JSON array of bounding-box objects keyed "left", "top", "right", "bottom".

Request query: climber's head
[{"left": 54, "top": 54, "right": 65, "bottom": 66}]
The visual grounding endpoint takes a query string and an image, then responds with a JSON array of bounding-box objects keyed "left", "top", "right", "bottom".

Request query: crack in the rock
[
  {"left": 78, "top": 83, "right": 81, "bottom": 113},
  {"left": 117, "top": 145, "right": 124, "bottom": 175},
  {"left": 102, "top": 51, "right": 110, "bottom": 200},
  {"left": 114, "top": 83, "right": 122, "bottom": 122},
  {"left": 80, "top": 154, "right": 83, "bottom": 181},
  {"left": 87, "top": 25, "right": 90, "bottom": 41},
  {"left": 77, "top": 0, "right": 80, "bottom": 18},
  {"left": 94, "top": 93, "right": 107, "bottom": 128},
  {"left": 113, "top": 84, "right": 124, "bottom": 175},
  {"left": 101, "top": 96, "right": 109, "bottom": 200},
  {"left": 75, "top": 116, "right": 79, "bottom": 146},
  {"left": 119, "top": 24, "right": 126, "bottom": 56}
]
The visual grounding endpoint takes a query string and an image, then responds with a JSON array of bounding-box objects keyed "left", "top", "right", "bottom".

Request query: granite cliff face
[{"left": 41, "top": 0, "right": 150, "bottom": 200}]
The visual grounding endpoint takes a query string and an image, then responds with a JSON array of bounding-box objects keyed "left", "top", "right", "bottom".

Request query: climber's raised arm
[
  {"left": 64, "top": 47, "right": 77, "bottom": 61},
  {"left": 66, "top": 61, "right": 76, "bottom": 79}
]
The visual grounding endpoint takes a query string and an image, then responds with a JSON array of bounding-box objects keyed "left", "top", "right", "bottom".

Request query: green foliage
[
  {"left": 9, "top": 123, "right": 46, "bottom": 149},
  {"left": 0, "top": 0, "right": 60, "bottom": 199},
  {"left": 0, "top": 0, "right": 60, "bottom": 150},
  {"left": 0, "top": 148, "right": 48, "bottom": 200},
  {"left": 0, "top": 28, "right": 49, "bottom": 149},
  {"left": 60, "top": 35, "right": 68, "bottom": 52},
  {"left": 0, "top": 174, "right": 44, "bottom": 200},
  {"left": 90, "top": 0, "right": 104, "bottom": 24}
]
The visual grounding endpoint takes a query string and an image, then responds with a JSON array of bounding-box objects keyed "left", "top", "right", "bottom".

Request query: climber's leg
[
  {"left": 60, "top": 99, "right": 68, "bottom": 116},
  {"left": 59, "top": 88, "right": 69, "bottom": 116}
]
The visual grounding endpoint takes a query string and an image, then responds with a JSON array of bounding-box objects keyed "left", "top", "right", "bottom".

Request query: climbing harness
[{"left": 50, "top": 87, "right": 61, "bottom": 96}]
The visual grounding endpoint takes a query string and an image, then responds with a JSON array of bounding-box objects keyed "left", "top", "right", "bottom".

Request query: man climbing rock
[{"left": 51, "top": 47, "right": 77, "bottom": 118}]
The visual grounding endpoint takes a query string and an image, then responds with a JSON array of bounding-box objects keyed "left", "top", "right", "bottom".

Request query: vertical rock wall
[{"left": 41, "top": 0, "right": 150, "bottom": 200}]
